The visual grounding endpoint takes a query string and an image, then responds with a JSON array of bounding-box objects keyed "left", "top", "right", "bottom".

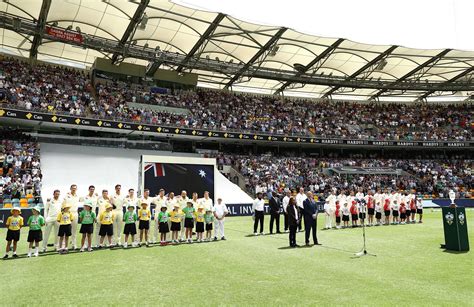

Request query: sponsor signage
[
  {"left": 45, "top": 26, "right": 84, "bottom": 43},
  {"left": 0, "top": 108, "right": 472, "bottom": 148}
]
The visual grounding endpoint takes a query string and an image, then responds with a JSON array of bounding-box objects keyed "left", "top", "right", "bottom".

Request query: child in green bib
[
  {"left": 204, "top": 209, "right": 215, "bottom": 242},
  {"left": 79, "top": 201, "right": 96, "bottom": 252},
  {"left": 123, "top": 205, "right": 138, "bottom": 248},
  {"left": 158, "top": 205, "right": 170, "bottom": 245},
  {"left": 27, "top": 206, "right": 45, "bottom": 257}
]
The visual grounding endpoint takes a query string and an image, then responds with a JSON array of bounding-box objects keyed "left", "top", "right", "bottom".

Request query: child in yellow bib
[
  {"left": 57, "top": 203, "right": 74, "bottom": 254},
  {"left": 98, "top": 203, "right": 115, "bottom": 248},
  {"left": 138, "top": 203, "right": 151, "bottom": 246},
  {"left": 3, "top": 208, "right": 24, "bottom": 259},
  {"left": 170, "top": 204, "right": 183, "bottom": 244}
]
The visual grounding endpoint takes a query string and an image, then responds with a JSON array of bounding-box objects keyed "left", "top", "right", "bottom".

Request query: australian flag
[{"left": 144, "top": 163, "right": 214, "bottom": 198}]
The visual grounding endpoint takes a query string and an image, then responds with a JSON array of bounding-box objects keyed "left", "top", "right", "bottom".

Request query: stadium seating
[
  {"left": 0, "top": 130, "right": 42, "bottom": 204},
  {"left": 215, "top": 154, "right": 472, "bottom": 199},
  {"left": 1, "top": 57, "right": 472, "bottom": 141}
]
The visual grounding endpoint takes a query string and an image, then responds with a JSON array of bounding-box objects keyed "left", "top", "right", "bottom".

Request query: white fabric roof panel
[{"left": 0, "top": 0, "right": 472, "bottom": 101}]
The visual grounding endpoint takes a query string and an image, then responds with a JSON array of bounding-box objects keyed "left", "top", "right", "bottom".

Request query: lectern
[{"left": 442, "top": 206, "right": 469, "bottom": 252}]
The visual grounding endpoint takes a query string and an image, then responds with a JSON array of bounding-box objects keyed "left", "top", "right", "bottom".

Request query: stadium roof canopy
[{"left": 1, "top": 0, "right": 473, "bottom": 101}]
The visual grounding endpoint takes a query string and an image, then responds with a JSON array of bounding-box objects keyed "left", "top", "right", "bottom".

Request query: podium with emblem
[{"left": 442, "top": 206, "right": 469, "bottom": 251}]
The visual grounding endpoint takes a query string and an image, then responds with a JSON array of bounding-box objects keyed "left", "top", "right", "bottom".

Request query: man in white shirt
[
  {"left": 139, "top": 189, "right": 155, "bottom": 244},
  {"left": 213, "top": 197, "right": 229, "bottom": 240},
  {"left": 42, "top": 190, "right": 62, "bottom": 252},
  {"left": 111, "top": 184, "right": 125, "bottom": 246},
  {"left": 324, "top": 190, "right": 337, "bottom": 229},
  {"left": 82, "top": 185, "right": 98, "bottom": 248},
  {"left": 124, "top": 188, "right": 139, "bottom": 210},
  {"left": 252, "top": 192, "right": 265, "bottom": 235},
  {"left": 295, "top": 187, "right": 307, "bottom": 231},
  {"left": 83, "top": 185, "right": 98, "bottom": 213},
  {"left": 355, "top": 188, "right": 364, "bottom": 203},
  {"left": 95, "top": 189, "right": 111, "bottom": 247},
  {"left": 282, "top": 190, "right": 291, "bottom": 232},
  {"left": 199, "top": 191, "right": 214, "bottom": 212},
  {"left": 62, "top": 184, "right": 80, "bottom": 249},
  {"left": 153, "top": 189, "right": 167, "bottom": 243},
  {"left": 177, "top": 190, "right": 189, "bottom": 242}
]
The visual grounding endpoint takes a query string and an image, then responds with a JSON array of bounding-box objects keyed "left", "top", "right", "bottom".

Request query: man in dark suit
[
  {"left": 302, "top": 191, "right": 321, "bottom": 246},
  {"left": 269, "top": 191, "right": 281, "bottom": 234},
  {"left": 287, "top": 197, "right": 299, "bottom": 247}
]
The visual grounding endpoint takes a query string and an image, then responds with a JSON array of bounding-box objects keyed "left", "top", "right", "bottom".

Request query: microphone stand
[{"left": 354, "top": 199, "right": 376, "bottom": 257}]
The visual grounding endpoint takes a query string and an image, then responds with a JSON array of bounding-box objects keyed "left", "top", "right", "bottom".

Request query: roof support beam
[
  {"left": 417, "top": 66, "right": 474, "bottom": 100},
  {"left": 274, "top": 38, "right": 344, "bottom": 95},
  {"left": 322, "top": 45, "right": 398, "bottom": 98},
  {"left": 224, "top": 27, "right": 287, "bottom": 89},
  {"left": 370, "top": 48, "right": 451, "bottom": 100},
  {"left": 29, "top": 0, "right": 52, "bottom": 59},
  {"left": 176, "top": 13, "right": 225, "bottom": 73},
  {"left": 111, "top": 0, "right": 150, "bottom": 64}
]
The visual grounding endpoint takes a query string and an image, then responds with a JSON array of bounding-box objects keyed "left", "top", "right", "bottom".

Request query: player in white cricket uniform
[
  {"left": 191, "top": 192, "right": 199, "bottom": 207},
  {"left": 42, "top": 190, "right": 62, "bottom": 252},
  {"left": 355, "top": 188, "right": 365, "bottom": 203},
  {"left": 62, "top": 184, "right": 80, "bottom": 249},
  {"left": 199, "top": 191, "right": 214, "bottom": 212},
  {"left": 95, "top": 189, "right": 112, "bottom": 247},
  {"left": 282, "top": 190, "right": 291, "bottom": 232},
  {"left": 82, "top": 185, "right": 98, "bottom": 248},
  {"left": 111, "top": 184, "right": 125, "bottom": 246},
  {"left": 153, "top": 189, "right": 167, "bottom": 243},
  {"left": 324, "top": 190, "right": 337, "bottom": 229},
  {"left": 165, "top": 192, "right": 176, "bottom": 211},
  {"left": 390, "top": 191, "right": 400, "bottom": 224},
  {"left": 139, "top": 189, "right": 154, "bottom": 243},
  {"left": 213, "top": 197, "right": 229, "bottom": 240},
  {"left": 83, "top": 185, "right": 99, "bottom": 213},
  {"left": 124, "top": 188, "right": 139, "bottom": 210},
  {"left": 177, "top": 190, "right": 189, "bottom": 241},
  {"left": 295, "top": 188, "right": 307, "bottom": 231}
]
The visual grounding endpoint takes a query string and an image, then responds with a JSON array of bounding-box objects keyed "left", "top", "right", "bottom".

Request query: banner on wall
[{"left": 1, "top": 107, "right": 472, "bottom": 148}]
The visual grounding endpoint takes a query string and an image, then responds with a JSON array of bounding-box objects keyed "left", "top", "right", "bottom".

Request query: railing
[{"left": 1, "top": 104, "right": 473, "bottom": 146}]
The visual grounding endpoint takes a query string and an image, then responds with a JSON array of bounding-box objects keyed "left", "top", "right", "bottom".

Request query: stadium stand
[
  {"left": 1, "top": 57, "right": 472, "bottom": 141},
  {"left": 214, "top": 153, "right": 472, "bottom": 199},
  {"left": 0, "top": 129, "right": 42, "bottom": 207}
]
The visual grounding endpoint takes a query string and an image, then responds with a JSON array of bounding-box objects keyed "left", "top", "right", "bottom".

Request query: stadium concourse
[{"left": 0, "top": 0, "right": 473, "bottom": 305}]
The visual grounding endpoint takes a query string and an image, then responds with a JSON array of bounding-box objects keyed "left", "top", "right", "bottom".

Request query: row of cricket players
[
  {"left": 290, "top": 188, "right": 424, "bottom": 229},
  {"left": 41, "top": 184, "right": 224, "bottom": 251}
]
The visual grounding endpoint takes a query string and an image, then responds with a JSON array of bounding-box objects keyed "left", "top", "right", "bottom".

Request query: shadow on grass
[
  {"left": 442, "top": 249, "right": 470, "bottom": 254},
  {"left": 2, "top": 240, "right": 226, "bottom": 260}
]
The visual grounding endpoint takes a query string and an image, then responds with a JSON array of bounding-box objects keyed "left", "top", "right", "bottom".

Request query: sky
[{"left": 174, "top": 0, "right": 474, "bottom": 51}]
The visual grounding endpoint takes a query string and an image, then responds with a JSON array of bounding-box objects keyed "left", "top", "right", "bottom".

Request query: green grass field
[{"left": 0, "top": 210, "right": 473, "bottom": 306}]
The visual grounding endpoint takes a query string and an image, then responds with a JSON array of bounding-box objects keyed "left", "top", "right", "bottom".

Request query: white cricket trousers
[
  {"left": 214, "top": 219, "right": 225, "bottom": 238},
  {"left": 325, "top": 213, "right": 333, "bottom": 228},
  {"left": 113, "top": 210, "right": 123, "bottom": 244},
  {"left": 42, "top": 219, "right": 59, "bottom": 250},
  {"left": 70, "top": 213, "right": 79, "bottom": 247},
  {"left": 94, "top": 222, "right": 101, "bottom": 247}
]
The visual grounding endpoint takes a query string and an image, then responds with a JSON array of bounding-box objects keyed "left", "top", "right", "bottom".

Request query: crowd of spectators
[
  {"left": 214, "top": 153, "right": 472, "bottom": 199},
  {"left": 0, "top": 129, "right": 42, "bottom": 202},
  {"left": 1, "top": 57, "right": 472, "bottom": 141},
  {"left": 1, "top": 57, "right": 93, "bottom": 116}
]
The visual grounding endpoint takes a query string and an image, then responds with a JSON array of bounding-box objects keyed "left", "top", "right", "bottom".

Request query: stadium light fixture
[
  {"left": 139, "top": 13, "right": 148, "bottom": 30},
  {"left": 375, "top": 59, "right": 387, "bottom": 71}
]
